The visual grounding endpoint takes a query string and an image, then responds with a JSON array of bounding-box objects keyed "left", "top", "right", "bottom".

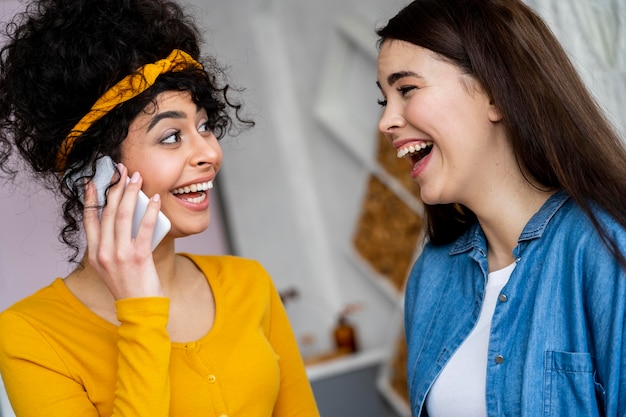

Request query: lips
[{"left": 172, "top": 180, "right": 213, "bottom": 204}]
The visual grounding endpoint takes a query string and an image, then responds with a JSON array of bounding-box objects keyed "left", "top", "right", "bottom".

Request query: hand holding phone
[{"left": 70, "top": 155, "right": 171, "bottom": 251}]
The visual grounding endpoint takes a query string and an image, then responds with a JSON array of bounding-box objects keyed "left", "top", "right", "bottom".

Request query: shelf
[{"left": 306, "top": 348, "right": 387, "bottom": 382}]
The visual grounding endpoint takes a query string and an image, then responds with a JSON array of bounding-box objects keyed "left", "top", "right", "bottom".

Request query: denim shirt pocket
[{"left": 543, "top": 351, "right": 604, "bottom": 417}]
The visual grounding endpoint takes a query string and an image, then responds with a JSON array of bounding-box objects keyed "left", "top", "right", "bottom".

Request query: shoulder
[
  {"left": 0, "top": 279, "right": 74, "bottom": 354},
  {"left": 181, "top": 253, "right": 267, "bottom": 274},
  {"left": 533, "top": 199, "right": 626, "bottom": 293},
  {"left": 0, "top": 279, "right": 67, "bottom": 324},
  {"left": 550, "top": 198, "right": 626, "bottom": 246},
  {"left": 179, "top": 253, "right": 273, "bottom": 288}
]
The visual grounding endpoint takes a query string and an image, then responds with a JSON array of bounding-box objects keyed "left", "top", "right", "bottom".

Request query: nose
[
  {"left": 378, "top": 104, "right": 406, "bottom": 134},
  {"left": 190, "top": 131, "right": 222, "bottom": 168}
]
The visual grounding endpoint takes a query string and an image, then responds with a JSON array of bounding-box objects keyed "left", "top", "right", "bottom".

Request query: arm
[
  {"left": 0, "top": 298, "right": 172, "bottom": 417},
  {"left": 113, "top": 298, "right": 171, "bottom": 416},
  {"left": 585, "top": 250, "right": 626, "bottom": 416},
  {"left": 86, "top": 164, "right": 172, "bottom": 415},
  {"left": 579, "top": 213, "right": 626, "bottom": 416},
  {"left": 0, "top": 312, "right": 100, "bottom": 417},
  {"left": 266, "top": 282, "right": 320, "bottom": 417}
]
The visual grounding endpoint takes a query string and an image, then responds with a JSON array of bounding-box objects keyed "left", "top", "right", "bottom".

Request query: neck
[
  {"left": 69, "top": 235, "right": 180, "bottom": 299},
  {"left": 151, "top": 236, "right": 178, "bottom": 291},
  {"left": 474, "top": 183, "right": 555, "bottom": 272}
]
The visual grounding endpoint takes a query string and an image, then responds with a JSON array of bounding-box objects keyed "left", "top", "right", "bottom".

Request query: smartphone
[{"left": 70, "top": 155, "right": 171, "bottom": 251}]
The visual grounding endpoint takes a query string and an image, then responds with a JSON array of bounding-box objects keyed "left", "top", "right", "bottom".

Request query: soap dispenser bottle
[{"left": 333, "top": 303, "right": 361, "bottom": 354}]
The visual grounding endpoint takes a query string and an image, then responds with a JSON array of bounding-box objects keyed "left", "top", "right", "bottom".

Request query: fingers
[
  {"left": 110, "top": 170, "right": 140, "bottom": 250},
  {"left": 117, "top": 170, "right": 162, "bottom": 249},
  {"left": 84, "top": 163, "right": 159, "bottom": 256},
  {"left": 99, "top": 165, "right": 158, "bottom": 251},
  {"left": 82, "top": 163, "right": 164, "bottom": 299},
  {"left": 94, "top": 164, "right": 127, "bottom": 252},
  {"left": 134, "top": 193, "right": 163, "bottom": 249},
  {"left": 83, "top": 180, "right": 101, "bottom": 255}
]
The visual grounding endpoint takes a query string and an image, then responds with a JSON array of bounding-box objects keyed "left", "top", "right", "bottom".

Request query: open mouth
[
  {"left": 172, "top": 181, "right": 213, "bottom": 204},
  {"left": 397, "top": 141, "right": 433, "bottom": 163}
]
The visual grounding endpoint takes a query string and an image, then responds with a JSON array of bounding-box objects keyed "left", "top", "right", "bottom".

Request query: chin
[
  {"left": 168, "top": 223, "right": 210, "bottom": 239},
  {"left": 419, "top": 191, "right": 438, "bottom": 206},
  {"left": 419, "top": 191, "right": 450, "bottom": 207},
  {"left": 165, "top": 212, "right": 211, "bottom": 234}
]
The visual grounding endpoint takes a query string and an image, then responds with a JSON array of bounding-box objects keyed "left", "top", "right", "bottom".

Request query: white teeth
[
  {"left": 180, "top": 192, "right": 207, "bottom": 204},
  {"left": 397, "top": 141, "right": 433, "bottom": 158},
  {"left": 172, "top": 181, "right": 214, "bottom": 195}
]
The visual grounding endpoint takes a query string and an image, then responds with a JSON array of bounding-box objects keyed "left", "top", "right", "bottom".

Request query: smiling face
[
  {"left": 120, "top": 90, "right": 222, "bottom": 239},
  {"left": 377, "top": 39, "right": 508, "bottom": 207}
]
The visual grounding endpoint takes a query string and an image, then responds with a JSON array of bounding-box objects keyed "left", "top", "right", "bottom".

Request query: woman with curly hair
[
  {"left": 0, "top": 1, "right": 320, "bottom": 416},
  {"left": 376, "top": 0, "right": 626, "bottom": 416}
]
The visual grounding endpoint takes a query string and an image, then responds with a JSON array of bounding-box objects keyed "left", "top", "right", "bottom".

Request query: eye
[
  {"left": 398, "top": 85, "right": 417, "bottom": 96},
  {"left": 198, "top": 120, "right": 209, "bottom": 133},
  {"left": 377, "top": 98, "right": 388, "bottom": 107},
  {"left": 160, "top": 130, "right": 181, "bottom": 144}
]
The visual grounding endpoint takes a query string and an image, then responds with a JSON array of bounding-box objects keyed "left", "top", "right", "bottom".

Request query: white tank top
[{"left": 425, "top": 262, "right": 516, "bottom": 417}]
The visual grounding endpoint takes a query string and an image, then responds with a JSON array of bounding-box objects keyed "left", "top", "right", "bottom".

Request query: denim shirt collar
[{"left": 449, "top": 189, "right": 570, "bottom": 256}]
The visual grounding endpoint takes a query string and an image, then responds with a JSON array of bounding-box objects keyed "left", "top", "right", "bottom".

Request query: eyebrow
[
  {"left": 147, "top": 110, "right": 186, "bottom": 131},
  {"left": 146, "top": 102, "right": 205, "bottom": 132},
  {"left": 376, "top": 70, "right": 422, "bottom": 89}
]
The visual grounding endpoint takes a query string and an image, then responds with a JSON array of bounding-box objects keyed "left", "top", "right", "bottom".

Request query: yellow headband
[{"left": 56, "top": 49, "right": 203, "bottom": 170}]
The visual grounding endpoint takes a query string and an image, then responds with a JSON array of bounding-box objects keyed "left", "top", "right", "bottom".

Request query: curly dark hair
[{"left": 0, "top": 0, "right": 253, "bottom": 262}]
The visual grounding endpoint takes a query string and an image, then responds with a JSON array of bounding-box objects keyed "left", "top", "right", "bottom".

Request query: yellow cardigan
[{"left": 0, "top": 254, "right": 319, "bottom": 417}]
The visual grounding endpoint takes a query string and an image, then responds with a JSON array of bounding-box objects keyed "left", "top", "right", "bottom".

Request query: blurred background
[{"left": 0, "top": 0, "right": 624, "bottom": 416}]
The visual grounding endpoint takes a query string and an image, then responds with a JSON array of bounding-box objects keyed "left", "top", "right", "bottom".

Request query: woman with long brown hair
[{"left": 376, "top": 0, "right": 626, "bottom": 415}]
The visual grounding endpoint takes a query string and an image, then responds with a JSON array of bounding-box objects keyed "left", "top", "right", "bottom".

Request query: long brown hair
[{"left": 377, "top": 0, "right": 626, "bottom": 266}]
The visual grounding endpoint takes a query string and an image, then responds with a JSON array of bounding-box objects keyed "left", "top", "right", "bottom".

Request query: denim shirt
[{"left": 404, "top": 191, "right": 626, "bottom": 417}]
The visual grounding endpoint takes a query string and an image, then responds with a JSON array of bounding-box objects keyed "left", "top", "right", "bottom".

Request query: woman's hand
[{"left": 83, "top": 163, "right": 165, "bottom": 300}]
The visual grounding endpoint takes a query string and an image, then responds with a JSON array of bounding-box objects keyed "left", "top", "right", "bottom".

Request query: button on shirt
[
  {"left": 404, "top": 191, "right": 626, "bottom": 417},
  {"left": 425, "top": 262, "right": 515, "bottom": 417}
]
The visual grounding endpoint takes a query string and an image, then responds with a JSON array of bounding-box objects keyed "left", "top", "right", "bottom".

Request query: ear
[{"left": 488, "top": 99, "right": 503, "bottom": 122}]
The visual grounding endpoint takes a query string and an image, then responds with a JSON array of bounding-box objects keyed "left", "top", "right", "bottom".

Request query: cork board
[
  {"left": 352, "top": 133, "right": 423, "bottom": 293},
  {"left": 352, "top": 176, "right": 421, "bottom": 292}
]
